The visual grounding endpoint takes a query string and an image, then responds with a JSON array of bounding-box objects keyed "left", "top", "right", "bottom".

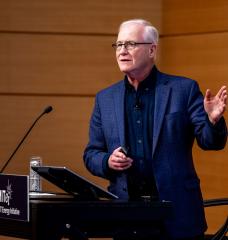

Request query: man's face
[{"left": 115, "top": 24, "right": 156, "bottom": 77}]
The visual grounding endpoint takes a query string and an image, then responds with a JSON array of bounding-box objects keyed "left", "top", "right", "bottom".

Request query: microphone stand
[{"left": 0, "top": 106, "right": 53, "bottom": 173}]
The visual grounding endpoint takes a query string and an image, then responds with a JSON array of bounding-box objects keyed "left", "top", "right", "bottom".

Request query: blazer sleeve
[
  {"left": 188, "top": 81, "right": 227, "bottom": 150},
  {"left": 83, "top": 94, "right": 113, "bottom": 179}
]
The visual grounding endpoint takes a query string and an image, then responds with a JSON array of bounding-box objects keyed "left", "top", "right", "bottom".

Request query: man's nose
[{"left": 119, "top": 45, "right": 128, "bottom": 53}]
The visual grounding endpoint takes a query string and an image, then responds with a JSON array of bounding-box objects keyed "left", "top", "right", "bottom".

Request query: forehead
[{"left": 117, "top": 24, "right": 145, "bottom": 42}]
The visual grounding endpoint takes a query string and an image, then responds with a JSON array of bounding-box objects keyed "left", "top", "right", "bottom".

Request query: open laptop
[{"left": 31, "top": 166, "right": 118, "bottom": 200}]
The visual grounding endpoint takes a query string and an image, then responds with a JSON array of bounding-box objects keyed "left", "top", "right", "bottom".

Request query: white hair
[{"left": 119, "top": 19, "right": 159, "bottom": 44}]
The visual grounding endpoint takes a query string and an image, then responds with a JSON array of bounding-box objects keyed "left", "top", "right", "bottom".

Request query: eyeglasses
[{"left": 112, "top": 41, "right": 153, "bottom": 51}]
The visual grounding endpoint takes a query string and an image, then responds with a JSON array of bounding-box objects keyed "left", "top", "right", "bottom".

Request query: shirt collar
[{"left": 124, "top": 65, "right": 157, "bottom": 92}]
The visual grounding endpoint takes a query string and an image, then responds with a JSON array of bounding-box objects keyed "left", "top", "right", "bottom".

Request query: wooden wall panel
[
  {"left": 205, "top": 205, "right": 228, "bottom": 236},
  {"left": 0, "top": 0, "right": 161, "bottom": 34},
  {"left": 159, "top": 33, "right": 228, "bottom": 94},
  {"left": 162, "top": 0, "right": 228, "bottom": 35},
  {"left": 0, "top": 33, "right": 122, "bottom": 95},
  {"left": 0, "top": 33, "right": 162, "bottom": 95},
  {"left": 0, "top": 95, "right": 109, "bottom": 189}
]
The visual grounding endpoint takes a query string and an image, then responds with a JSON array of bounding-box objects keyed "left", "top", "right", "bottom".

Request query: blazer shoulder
[
  {"left": 158, "top": 70, "right": 198, "bottom": 87},
  {"left": 96, "top": 80, "right": 124, "bottom": 97}
]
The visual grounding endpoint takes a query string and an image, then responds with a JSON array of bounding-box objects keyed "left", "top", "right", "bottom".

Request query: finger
[
  {"left": 114, "top": 158, "right": 133, "bottom": 168},
  {"left": 114, "top": 147, "right": 127, "bottom": 159},
  {"left": 114, "top": 157, "right": 128, "bottom": 163},
  {"left": 221, "top": 96, "right": 227, "bottom": 111},
  {"left": 109, "top": 157, "right": 133, "bottom": 170},
  {"left": 221, "top": 89, "right": 227, "bottom": 102},
  {"left": 110, "top": 155, "right": 129, "bottom": 165},
  {"left": 224, "top": 95, "right": 227, "bottom": 105},
  {"left": 116, "top": 152, "right": 127, "bottom": 159},
  {"left": 217, "top": 86, "right": 227, "bottom": 98},
  {"left": 113, "top": 162, "right": 132, "bottom": 170},
  {"left": 116, "top": 158, "right": 133, "bottom": 165},
  {"left": 113, "top": 161, "right": 131, "bottom": 167},
  {"left": 205, "top": 89, "right": 211, "bottom": 101}
]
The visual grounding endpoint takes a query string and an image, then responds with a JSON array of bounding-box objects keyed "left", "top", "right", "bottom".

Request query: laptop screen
[{"left": 32, "top": 166, "right": 118, "bottom": 200}]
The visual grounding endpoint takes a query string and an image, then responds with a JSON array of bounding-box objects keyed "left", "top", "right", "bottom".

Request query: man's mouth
[{"left": 120, "top": 59, "right": 131, "bottom": 62}]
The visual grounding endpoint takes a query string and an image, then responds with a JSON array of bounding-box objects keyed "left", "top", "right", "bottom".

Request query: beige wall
[{"left": 0, "top": 0, "right": 227, "bottom": 238}]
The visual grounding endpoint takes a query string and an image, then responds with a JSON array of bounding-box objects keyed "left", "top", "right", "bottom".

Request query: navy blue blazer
[{"left": 83, "top": 68, "right": 227, "bottom": 238}]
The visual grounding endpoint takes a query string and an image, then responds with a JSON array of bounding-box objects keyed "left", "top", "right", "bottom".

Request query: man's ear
[{"left": 149, "top": 44, "right": 157, "bottom": 58}]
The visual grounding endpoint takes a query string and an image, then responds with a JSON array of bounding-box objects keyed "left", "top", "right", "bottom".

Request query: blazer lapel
[
  {"left": 152, "top": 72, "right": 170, "bottom": 158},
  {"left": 113, "top": 82, "right": 125, "bottom": 146}
]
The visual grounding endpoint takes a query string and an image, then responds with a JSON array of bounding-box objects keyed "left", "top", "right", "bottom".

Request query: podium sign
[{"left": 0, "top": 174, "right": 29, "bottom": 221}]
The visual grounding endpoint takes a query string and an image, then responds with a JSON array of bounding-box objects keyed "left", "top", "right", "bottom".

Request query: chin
[{"left": 119, "top": 66, "right": 132, "bottom": 74}]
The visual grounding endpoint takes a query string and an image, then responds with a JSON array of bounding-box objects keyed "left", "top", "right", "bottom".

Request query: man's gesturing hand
[{"left": 204, "top": 86, "right": 227, "bottom": 125}]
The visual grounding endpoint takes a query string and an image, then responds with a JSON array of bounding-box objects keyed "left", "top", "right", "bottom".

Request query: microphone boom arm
[{"left": 0, "top": 106, "right": 53, "bottom": 173}]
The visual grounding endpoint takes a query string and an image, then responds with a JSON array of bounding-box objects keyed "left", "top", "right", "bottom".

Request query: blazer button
[{"left": 123, "top": 187, "right": 127, "bottom": 192}]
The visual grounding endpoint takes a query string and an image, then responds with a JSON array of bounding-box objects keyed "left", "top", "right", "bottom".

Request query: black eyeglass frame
[{"left": 112, "top": 41, "right": 154, "bottom": 51}]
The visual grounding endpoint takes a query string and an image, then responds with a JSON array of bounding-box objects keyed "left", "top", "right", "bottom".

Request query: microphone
[{"left": 0, "top": 106, "right": 53, "bottom": 173}]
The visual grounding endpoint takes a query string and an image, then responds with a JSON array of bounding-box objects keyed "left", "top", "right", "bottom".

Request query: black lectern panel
[
  {"left": 0, "top": 199, "right": 172, "bottom": 240},
  {"left": 32, "top": 166, "right": 118, "bottom": 200}
]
